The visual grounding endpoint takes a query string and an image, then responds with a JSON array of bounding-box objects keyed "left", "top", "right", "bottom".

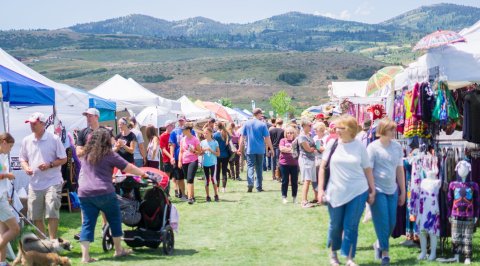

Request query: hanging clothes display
[
  {"left": 463, "top": 90, "right": 480, "bottom": 144},
  {"left": 393, "top": 88, "right": 406, "bottom": 134}
]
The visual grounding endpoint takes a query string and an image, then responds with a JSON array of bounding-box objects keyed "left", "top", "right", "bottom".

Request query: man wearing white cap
[
  {"left": 76, "top": 108, "right": 102, "bottom": 157},
  {"left": 19, "top": 112, "right": 67, "bottom": 239}
]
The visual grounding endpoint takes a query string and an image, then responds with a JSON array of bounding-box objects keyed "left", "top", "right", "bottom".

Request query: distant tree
[
  {"left": 277, "top": 72, "right": 306, "bottom": 86},
  {"left": 220, "top": 98, "right": 232, "bottom": 108},
  {"left": 269, "top": 90, "right": 294, "bottom": 117}
]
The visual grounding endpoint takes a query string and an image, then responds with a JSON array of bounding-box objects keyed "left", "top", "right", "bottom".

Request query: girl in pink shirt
[{"left": 178, "top": 122, "right": 202, "bottom": 204}]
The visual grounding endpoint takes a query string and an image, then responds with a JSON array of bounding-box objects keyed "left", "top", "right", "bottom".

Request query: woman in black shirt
[{"left": 113, "top": 117, "right": 137, "bottom": 163}]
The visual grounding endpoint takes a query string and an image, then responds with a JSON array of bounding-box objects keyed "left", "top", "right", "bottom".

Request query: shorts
[
  {"left": 300, "top": 158, "right": 317, "bottom": 182},
  {"left": 173, "top": 165, "right": 185, "bottom": 180},
  {"left": 0, "top": 197, "right": 14, "bottom": 222},
  {"left": 28, "top": 184, "right": 62, "bottom": 220},
  {"left": 203, "top": 165, "right": 217, "bottom": 186},
  {"left": 182, "top": 161, "right": 199, "bottom": 184},
  {"left": 163, "top": 162, "right": 173, "bottom": 174}
]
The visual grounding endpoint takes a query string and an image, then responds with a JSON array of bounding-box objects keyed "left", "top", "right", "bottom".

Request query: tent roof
[
  {"left": 0, "top": 65, "right": 54, "bottom": 106},
  {"left": 90, "top": 75, "right": 159, "bottom": 112},
  {"left": 330, "top": 81, "right": 368, "bottom": 98},
  {"left": 177, "top": 95, "right": 212, "bottom": 120},
  {"left": 127, "top": 78, "right": 181, "bottom": 113}
]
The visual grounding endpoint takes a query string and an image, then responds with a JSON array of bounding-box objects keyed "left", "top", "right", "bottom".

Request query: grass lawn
[{"left": 36, "top": 173, "right": 480, "bottom": 265}]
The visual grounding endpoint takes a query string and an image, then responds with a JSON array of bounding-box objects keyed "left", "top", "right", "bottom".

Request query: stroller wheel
[
  {"left": 162, "top": 225, "right": 174, "bottom": 255},
  {"left": 102, "top": 224, "right": 114, "bottom": 252}
]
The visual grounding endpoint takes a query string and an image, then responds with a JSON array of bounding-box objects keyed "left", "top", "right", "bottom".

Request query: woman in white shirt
[
  {"left": 318, "top": 115, "right": 375, "bottom": 266},
  {"left": 145, "top": 125, "right": 160, "bottom": 169}
]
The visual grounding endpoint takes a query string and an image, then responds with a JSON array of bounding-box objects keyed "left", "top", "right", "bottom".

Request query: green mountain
[{"left": 381, "top": 3, "right": 480, "bottom": 32}]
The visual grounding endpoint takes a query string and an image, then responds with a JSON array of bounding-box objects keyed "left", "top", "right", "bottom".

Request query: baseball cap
[
  {"left": 178, "top": 115, "right": 186, "bottom": 121},
  {"left": 25, "top": 112, "right": 46, "bottom": 123},
  {"left": 82, "top": 108, "right": 100, "bottom": 116},
  {"left": 329, "top": 122, "right": 336, "bottom": 129},
  {"left": 164, "top": 120, "right": 175, "bottom": 127},
  {"left": 252, "top": 108, "right": 263, "bottom": 116},
  {"left": 315, "top": 113, "right": 325, "bottom": 119}
]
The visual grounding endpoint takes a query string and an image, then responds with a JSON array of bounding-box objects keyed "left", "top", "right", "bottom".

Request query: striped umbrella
[
  {"left": 413, "top": 30, "right": 465, "bottom": 51},
  {"left": 366, "top": 66, "right": 404, "bottom": 96}
]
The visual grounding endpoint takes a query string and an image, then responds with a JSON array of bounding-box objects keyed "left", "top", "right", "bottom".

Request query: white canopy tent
[
  {"left": 177, "top": 95, "right": 212, "bottom": 120},
  {"left": 127, "top": 78, "right": 181, "bottom": 114},
  {"left": 90, "top": 74, "right": 160, "bottom": 114},
  {"left": 223, "top": 105, "right": 248, "bottom": 123},
  {"left": 329, "top": 81, "right": 368, "bottom": 100}
]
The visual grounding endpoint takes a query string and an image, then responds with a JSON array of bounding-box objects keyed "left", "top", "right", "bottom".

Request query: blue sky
[{"left": 2, "top": 0, "right": 479, "bottom": 30}]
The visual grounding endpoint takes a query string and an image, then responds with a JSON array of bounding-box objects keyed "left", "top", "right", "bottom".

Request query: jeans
[
  {"left": 370, "top": 189, "right": 398, "bottom": 252},
  {"left": 280, "top": 164, "right": 299, "bottom": 198},
  {"left": 327, "top": 191, "right": 368, "bottom": 258},
  {"left": 272, "top": 148, "right": 280, "bottom": 177},
  {"left": 79, "top": 192, "right": 123, "bottom": 242},
  {"left": 246, "top": 154, "right": 264, "bottom": 190},
  {"left": 263, "top": 153, "right": 271, "bottom": 171}
]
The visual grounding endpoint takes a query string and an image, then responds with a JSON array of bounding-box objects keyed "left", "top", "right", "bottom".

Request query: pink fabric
[{"left": 181, "top": 136, "right": 200, "bottom": 164}]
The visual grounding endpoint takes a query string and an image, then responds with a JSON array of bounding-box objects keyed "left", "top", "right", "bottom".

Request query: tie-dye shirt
[{"left": 448, "top": 181, "right": 480, "bottom": 219}]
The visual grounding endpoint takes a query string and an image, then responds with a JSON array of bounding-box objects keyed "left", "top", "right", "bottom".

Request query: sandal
[
  {"left": 345, "top": 260, "right": 358, "bottom": 266},
  {"left": 81, "top": 258, "right": 97, "bottom": 264},
  {"left": 329, "top": 257, "right": 340, "bottom": 266},
  {"left": 113, "top": 248, "right": 133, "bottom": 258}
]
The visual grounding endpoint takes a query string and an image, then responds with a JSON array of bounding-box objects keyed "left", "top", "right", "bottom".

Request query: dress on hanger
[{"left": 417, "top": 171, "right": 441, "bottom": 236}]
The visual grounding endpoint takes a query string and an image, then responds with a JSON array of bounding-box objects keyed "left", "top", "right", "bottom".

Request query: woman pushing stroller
[{"left": 78, "top": 128, "right": 147, "bottom": 263}]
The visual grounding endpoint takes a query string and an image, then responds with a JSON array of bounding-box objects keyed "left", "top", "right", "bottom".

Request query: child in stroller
[{"left": 102, "top": 167, "right": 175, "bottom": 255}]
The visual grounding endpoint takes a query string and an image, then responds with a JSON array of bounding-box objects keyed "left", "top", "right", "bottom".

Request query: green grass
[{"left": 29, "top": 173, "right": 479, "bottom": 265}]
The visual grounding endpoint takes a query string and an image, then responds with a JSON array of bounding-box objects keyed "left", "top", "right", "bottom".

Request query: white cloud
[
  {"left": 355, "top": 2, "right": 374, "bottom": 16},
  {"left": 315, "top": 10, "right": 351, "bottom": 20}
]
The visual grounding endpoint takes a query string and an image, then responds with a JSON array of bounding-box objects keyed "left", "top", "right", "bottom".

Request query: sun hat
[{"left": 25, "top": 112, "right": 46, "bottom": 123}]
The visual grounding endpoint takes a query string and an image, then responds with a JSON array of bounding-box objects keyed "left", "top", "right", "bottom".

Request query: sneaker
[
  {"left": 206, "top": 196, "right": 212, "bottom": 202},
  {"left": 180, "top": 196, "right": 188, "bottom": 202},
  {"left": 373, "top": 242, "right": 381, "bottom": 260},
  {"left": 292, "top": 197, "right": 297, "bottom": 204},
  {"left": 302, "top": 201, "right": 313, "bottom": 208},
  {"left": 221, "top": 187, "right": 226, "bottom": 193},
  {"left": 214, "top": 195, "right": 219, "bottom": 202},
  {"left": 247, "top": 186, "right": 253, "bottom": 193},
  {"left": 188, "top": 198, "right": 194, "bottom": 205},
  {"left": 175, "top": 191, "right": 179, "bottom": 198},
  {"left": 282, "top": 198, "right": 288, "bottom": 204},
  {"left": 381, "top": 257, "right": 390, "bottom": 266},
  {"left": 236, "top": 177, "right": 243, "bottom": 181},
  {"left": 74, "top": 233, "right": 80, "bottom": 241},
  {"left": 257, "top": 188, "right": 265, "bottom": 192}
]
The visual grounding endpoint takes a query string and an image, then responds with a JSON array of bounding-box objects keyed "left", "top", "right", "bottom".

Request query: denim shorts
[{"left": 79, "top": 192, "right": 123, "bottom": 242}]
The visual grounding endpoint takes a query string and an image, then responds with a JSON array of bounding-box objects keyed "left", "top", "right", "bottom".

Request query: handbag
[{"left": 323, "top": 139, "right": 338, "bottom": 191}]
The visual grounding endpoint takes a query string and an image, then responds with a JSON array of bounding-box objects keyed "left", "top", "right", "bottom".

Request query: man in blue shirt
[{"left": 238, "top": 108, "right": 274, "bottom": 192}]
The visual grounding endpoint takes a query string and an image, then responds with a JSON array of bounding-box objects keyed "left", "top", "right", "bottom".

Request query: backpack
[{"left": 291, "top": 137, "right": 300, "bottom": 159}]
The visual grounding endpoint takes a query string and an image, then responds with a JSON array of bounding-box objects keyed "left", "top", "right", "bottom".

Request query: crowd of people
[{"left": 0, "top": 106, "right": 407, "bottom": 266}]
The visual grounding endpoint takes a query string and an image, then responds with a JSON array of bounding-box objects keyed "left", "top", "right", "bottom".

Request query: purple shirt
[
  {"left": 448, "top": 181, "right": 480, "bottom": 219},
  {"left": 78, "top": 152, "right": 128, "bottom": 197},
  {"left": 279, "top": 138, "right": 298, "bottom": 166}
]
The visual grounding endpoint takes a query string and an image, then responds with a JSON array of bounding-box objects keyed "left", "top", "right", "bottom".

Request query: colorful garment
[
  {"left": 417, "top": 177, "right": 441, "bottom": 236},
  {"left": 447, "top": 181, "right": 480, "bottom": 219},
  {"left": 393, "top": 89, "right": 406, "bottom": 134},
  {"left": 404, "top": 88, "right": 429, "bottom": 138}
]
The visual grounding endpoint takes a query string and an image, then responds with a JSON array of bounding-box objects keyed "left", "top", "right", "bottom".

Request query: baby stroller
[{"left": 102, "top": 167, "right": 174, "bottom": 255}]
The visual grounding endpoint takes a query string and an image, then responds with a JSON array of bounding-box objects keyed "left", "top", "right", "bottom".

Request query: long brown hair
[
  {"left": 84, "top": 128, "right": 113, "bottom": 165},
  {"left": 217, "top": 122, "right": 229, "bottom": 142},
  {"left": 145, "top": 125, "right": 158, "bottom": 141}
]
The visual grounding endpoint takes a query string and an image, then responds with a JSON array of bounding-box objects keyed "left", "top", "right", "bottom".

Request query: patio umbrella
[
  {"left": 413, "top": 30, "right": 466, "bottom": 51},
  {"left": 366, "top": 66, "right": 404, "bottom": 96},
  {"left": 195, "top": 100, "right": 233, "bottom": 122}
]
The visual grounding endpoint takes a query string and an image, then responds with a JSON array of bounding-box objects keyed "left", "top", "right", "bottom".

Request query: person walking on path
[
  {"left": 279, "top": 126, "right": 299, "bottom": 204},
  {"left": 298, "top": 120, "right": 317, "bottom": 208},
  {"left": 169, "top": 116, "right": 195, "bottom": 200},
  {"left": 78, "top": 128, "right": 146, "bottom": 263},
  {"left": 238, "top": 108, "right": 274, "bottom": 192},
  {"left": 145, "top": 125, "right": 160, "bottom": 169},
  {"left": 367, "top": 119, "right": 406, "bottom": 266},
  {"left": 0, "top": 133, "right": 20, "bottom": 266},
  {"left": 227, "top": 122, "right": 241, "bottom": 181},
  {"left": 269, "top": 119, "right": 284, "bottom": 181},
  {"left": 201, "top": 128, "right": 220, "bottom": 202},
  {"left": 20, "top": 112, "right": 67, "bottom": 240},
  {"left": 113, "top": 117, "right": 137, "bottom": 164},
  {"left": 213, "top": 122, "right": 231, "bottom": 192},
  {"left": 129, "top": 117, "right": 147, "bottom": 167},
  {"left": 160, "top": 120, "right": 177, "bottom": 196},
  {"left": 178, "top": 122, "right": 201, "bottom": 204},
  {"left": 318, "top": 115, "right": 376, "bottom": 266}
]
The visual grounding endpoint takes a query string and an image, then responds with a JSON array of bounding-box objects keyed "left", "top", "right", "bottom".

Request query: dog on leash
[
  {"left": 12, "top": 233, "right": 72, "bottom": 266},
  {"left": 14, "top": 240, "right": 71, "bottom": 266}
]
